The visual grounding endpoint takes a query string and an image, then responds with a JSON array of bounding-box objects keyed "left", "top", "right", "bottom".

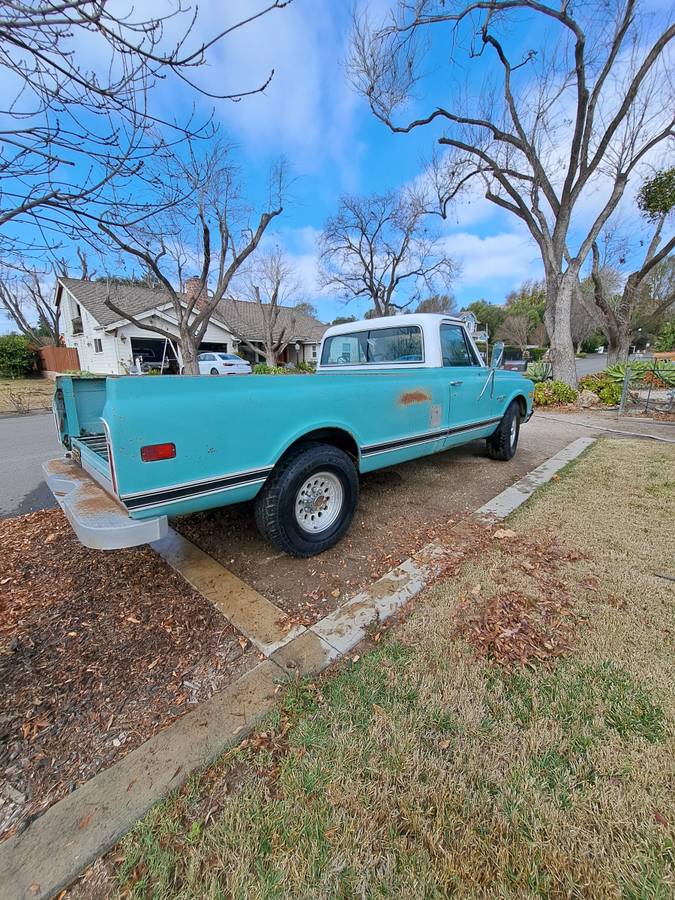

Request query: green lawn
[
  {"left": 0, "top": 376, "right": 53, "bottom": 413},
  {"left": 112, "top": 438, "right": 675, "bottom": 898}
]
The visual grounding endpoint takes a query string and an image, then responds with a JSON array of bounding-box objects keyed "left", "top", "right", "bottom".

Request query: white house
[{"left": 56, "top": 277, "right": 327, "bottom": 374}]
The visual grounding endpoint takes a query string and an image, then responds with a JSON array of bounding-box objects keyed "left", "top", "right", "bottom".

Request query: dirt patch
[
  {"left": 175, "top": 437, "right": 553, "bottom": 625},
  {"left": 0, "top": 508, "right": 256, "bottom": 842}
]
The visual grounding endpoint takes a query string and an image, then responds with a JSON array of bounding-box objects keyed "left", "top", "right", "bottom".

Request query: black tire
[
  {"left": 210, "top": 367, "right": 219, "bottom": 376},
  {"left": 254, "top": 441, "right": 359, "bottom": 557},
  {"left": 486, "top": 400, "right": 521, "bottom": 461}
]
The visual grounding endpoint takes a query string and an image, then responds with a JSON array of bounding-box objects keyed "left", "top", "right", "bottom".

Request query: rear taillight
[{"left": 141, "top": 442, "right": 176, "bottom": 462}]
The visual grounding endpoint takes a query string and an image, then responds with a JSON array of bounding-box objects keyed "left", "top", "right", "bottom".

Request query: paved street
[{"left": 0, "top": 413, "right": 60, "bottom": 518}]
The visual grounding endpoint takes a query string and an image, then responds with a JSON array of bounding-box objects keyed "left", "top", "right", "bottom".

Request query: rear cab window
[{"left": 321, "top": 325, "right": 423, "bottom": 367}]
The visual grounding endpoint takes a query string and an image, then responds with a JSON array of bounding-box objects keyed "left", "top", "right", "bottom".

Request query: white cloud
[
  {"left": 169, "top": 0, "right": 360, "bottom": 181},
  {"left": 446, "top": 231, "right": 542, "bottom": 298}
]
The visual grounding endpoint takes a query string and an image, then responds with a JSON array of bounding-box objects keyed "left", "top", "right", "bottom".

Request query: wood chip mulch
[{"left": 0, "top": 508, "right": 256, "bottom": 842}]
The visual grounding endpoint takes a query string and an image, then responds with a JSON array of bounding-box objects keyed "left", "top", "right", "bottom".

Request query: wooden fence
[{"left": 38, "top": 345, "right": 80, "bottom": 376}]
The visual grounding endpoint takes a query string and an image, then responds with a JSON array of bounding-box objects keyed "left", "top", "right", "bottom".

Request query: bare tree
[
  {"left": 351, "top": 1, "right": 675, "bottom": 384},
  {"left": 0, "top": 248, "right": 94, "bottom": 344},
  {"left": 226, "top": 248, "right": 300, "bottom": 367},
  {"left": 415, "top": 294, "right": 457, "bottom": 314},
  {"left": 589, "top": 169, "right": 674, "bottom": 362},
  {"left": 98, "top": 143, "right": 284, "bottom": 374},
  {"left": 497, "top": 314, "right": 530, "bottom": 351},
  {"left": 0, "top": 1, "right": 291, "bottom": 254},
  {"left": 320, "top": 189, "right": 456, "bottom": 317}
]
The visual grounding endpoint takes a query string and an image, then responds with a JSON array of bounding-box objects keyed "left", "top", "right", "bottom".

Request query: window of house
[
  {"left": 311, "top": 344, "right": 317, "bottom": 358},
  {"left": 320, "top": 326, "right": 423, "bottom": 367},
  {"left": 440, "top": 324, "right": 479, "bottom": 367},
  {"left": 94, "top": 338, "right": 103, "bottom": 353}
]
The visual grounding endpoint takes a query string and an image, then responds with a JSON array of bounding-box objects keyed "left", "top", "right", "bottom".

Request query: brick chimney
[{"left": 185, "top": 276, "right": 209, "bottom": 310}]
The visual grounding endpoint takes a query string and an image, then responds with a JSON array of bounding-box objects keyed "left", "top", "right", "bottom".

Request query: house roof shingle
[{"left": 58, "top": 277, "right": 327, "bottom": 343}]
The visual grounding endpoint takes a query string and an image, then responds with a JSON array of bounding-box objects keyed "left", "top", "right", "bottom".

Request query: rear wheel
[
  {"left": 487, "top": 400, "right": 521, "bottom": 461},
  {"left": 254, "top": 442, "right": 358, "bottom": 557},
  {"left": 210, "top": 367, "right": 219, "bottom": 375}
]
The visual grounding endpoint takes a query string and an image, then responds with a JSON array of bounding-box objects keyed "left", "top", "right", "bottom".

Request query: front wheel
[
  {"left": 210, "top": 367, "right": 219, "bottom": 376},
  {"left": 486, "top": 400, "right": 521, "bottom": 461},
  {"left": 254, "top": 442, "right": 359, "bottom": 557}
]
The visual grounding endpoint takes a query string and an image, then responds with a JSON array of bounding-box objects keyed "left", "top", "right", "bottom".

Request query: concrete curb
[{"left": 0, "top": 436, "right": 597, "bottom": 900}]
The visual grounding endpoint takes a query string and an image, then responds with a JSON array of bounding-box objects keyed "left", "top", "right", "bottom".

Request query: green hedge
[{"left": 0, "top": 335, "right": 36, "bottom": 377}]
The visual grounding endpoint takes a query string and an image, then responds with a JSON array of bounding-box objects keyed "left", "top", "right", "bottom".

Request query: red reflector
[{"left": 141, "top": 442, "right": 176, "bottom": 462}]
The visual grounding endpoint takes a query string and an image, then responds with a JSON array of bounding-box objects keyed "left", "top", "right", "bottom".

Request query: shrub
[
  {"left": 654, "top": 321, "right": 675, "bottom": 352},
  {"left": 252, "top": 363, "right": 289, "bottom": 375},
  {"left": 296, "top": 361, "right": 316, "bottom": 373},
  {"left": 525, "top": 360, "right": 552, "bottom": 383},
  {"left": 578, "top": 372, "right": 611, "bottom": 393},
  {"left": 597, "top": 382, "right": 623, "bottom": 406},
  {"left": 533, "top": 380, "right": 578, "bottom": 406},
  {"left": 606, "top": 360, "right": 675, "bottom": 388},
  {"left": 0, "top": 334, "right": 36, "bottom": 377}
]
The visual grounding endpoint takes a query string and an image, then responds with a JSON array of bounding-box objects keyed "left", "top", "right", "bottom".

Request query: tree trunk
[
  {"left": 265, "top": 351, "right": 277, "bottom": 367},
  {"left": 606, "top": 329, "right": 631, "bottom": 365},
  {"left": 544, "top": 273, "right": 578, "bottom": 386},
  {"left": 180, "top": 331, "right": 200, "bottom": 375}
]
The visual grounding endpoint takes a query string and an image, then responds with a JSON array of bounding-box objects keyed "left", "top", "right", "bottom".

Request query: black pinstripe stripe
[
  {"left": 361, "top": 416, "right": 502, "bottom": 457},
  {"left": 123, "top": 415, "right": 503, "bottom": 510}
]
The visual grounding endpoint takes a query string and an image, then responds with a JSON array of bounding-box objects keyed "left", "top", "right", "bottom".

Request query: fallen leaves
[
  {"left": 0, "top": 507, "right": 254, "bottom": 842},
  {"left": 455, "top": 530, "right": 585, "bottom": 670}
]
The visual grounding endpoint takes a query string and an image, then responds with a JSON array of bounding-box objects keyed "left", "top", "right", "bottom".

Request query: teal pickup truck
[{"left": 44, "top": 314, "right": 534, "bottom": 556}]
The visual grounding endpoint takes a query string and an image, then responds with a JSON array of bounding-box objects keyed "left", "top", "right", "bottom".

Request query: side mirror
[{"left": 490, "top": 340, "right": 505, "bottom": 370}]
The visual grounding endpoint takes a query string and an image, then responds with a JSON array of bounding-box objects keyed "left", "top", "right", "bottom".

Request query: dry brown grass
[
  {"left": 0, "top": 377, "right": 53, "bottom": 413},
  {"left": 110, "top": 438, "right": 674, "bottom": 899}
]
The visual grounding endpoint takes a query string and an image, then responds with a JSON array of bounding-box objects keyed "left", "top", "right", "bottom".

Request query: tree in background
[
  {"left": 99, "top": 143, "right": 284, "bottom": 374},
  {"left": 226, "top": 248, "right": 300, "bottom": 367},
  {"left": 497, "top": 314, "right": 530, "bottom": 352},
  {"left": 0, "top": 1, "right": 291, "bottom": 256},
  {"left": 293, "top": 302, "right": 319, "bottom": 320},
  {"left": 330, "top": 315, "right": 357, "bottom": 326},
  {"left": 351, "top": 2, "right": 674, "bottom": 384},
  {"left": 462, "top": 300, "right": 505, "bottom": 342},
  {"left": 320, "top": 190, "right": 456, "bottom": 317},
  {"left": 415, "top": 294, "right": 457, "bottom": 314},
  {"left": 504, "top": 281, "right": 546, "bottom": 334},
  {"left": 0, "top": 248, "right": 93, "bottom": 345},
  {"left": 589, "top": 169, "right": 674, "bottom": 363}
]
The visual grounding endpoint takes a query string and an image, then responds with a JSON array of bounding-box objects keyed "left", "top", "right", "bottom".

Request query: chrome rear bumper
[{"left": 43, "top": 457, "right": 168, "bottom": 550}]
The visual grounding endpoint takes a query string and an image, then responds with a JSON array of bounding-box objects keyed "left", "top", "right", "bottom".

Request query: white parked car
[{"left": 197, "top": 352, "right": 252, "bottom": 376}]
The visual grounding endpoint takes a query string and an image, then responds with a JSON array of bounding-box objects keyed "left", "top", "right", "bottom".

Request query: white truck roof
[
  {"left": 318, "top": 313, "right": 486, "bottom": 370},
  {"left": 323, "top": 313, "right": 464, "bottom": 338}
]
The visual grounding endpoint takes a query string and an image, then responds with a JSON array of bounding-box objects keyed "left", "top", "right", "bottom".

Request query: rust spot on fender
[{"left": 399, "top": 389, "right": 432, "bottom": 406}]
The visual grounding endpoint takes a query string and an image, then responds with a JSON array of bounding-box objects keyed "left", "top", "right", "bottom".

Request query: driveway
[{"left": 0, "top": 413, "right": 60, "bottom": 518}]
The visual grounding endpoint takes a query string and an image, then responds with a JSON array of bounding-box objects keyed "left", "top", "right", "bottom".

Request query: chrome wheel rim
[
  {"left": 295, "top": 471, "right": 343, "bottom": 534},
  {"left": 510, "top": 417, "right": 518, "bottom": 448}
]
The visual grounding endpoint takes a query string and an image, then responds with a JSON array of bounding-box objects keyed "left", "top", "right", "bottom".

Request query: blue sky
[
  {"left": 1, "top": 0, "right": 672, "bottom": 332},
  {"left": 164, "top": 0, "right": 544, "bottom": 320}
]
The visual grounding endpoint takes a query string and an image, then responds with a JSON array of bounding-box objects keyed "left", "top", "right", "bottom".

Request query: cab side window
[{"left": 440, "top": 324, "right": 478, "bottom": 367}]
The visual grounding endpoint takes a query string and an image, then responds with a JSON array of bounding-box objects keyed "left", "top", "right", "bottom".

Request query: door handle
[{"left": 449, "top": 380, "right": 463, "bottom": 386}]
